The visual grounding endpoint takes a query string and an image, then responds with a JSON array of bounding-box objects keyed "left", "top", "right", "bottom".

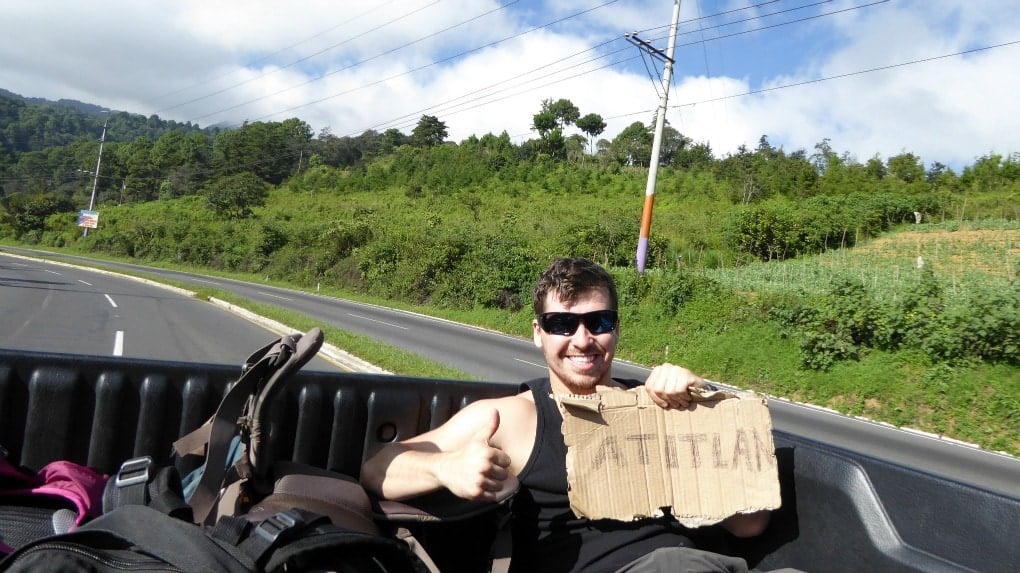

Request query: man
[{"left": 361, "top": 257, "right": 770, "bottom": 572}]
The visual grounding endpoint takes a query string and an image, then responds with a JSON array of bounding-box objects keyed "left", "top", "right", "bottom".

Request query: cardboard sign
[{"left": 557, "top": 385, "right": 781, "bottom": 527}]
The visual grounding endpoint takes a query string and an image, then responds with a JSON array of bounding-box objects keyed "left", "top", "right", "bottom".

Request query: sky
[{"left": 2, "top": 0, "right": 1018, "bottom": 172}]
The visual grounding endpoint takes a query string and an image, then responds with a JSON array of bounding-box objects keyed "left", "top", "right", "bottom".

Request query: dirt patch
[
  {"left": 863, "top": 397, "right": 883, "bottom": 412},
  {"left": 857, "top": 228, "right": 1019, "bottom": 278}
]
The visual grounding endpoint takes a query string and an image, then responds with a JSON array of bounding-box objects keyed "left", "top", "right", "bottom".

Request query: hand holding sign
[{"left": 643, "top": 363, "right": 706, "bottom": 409}]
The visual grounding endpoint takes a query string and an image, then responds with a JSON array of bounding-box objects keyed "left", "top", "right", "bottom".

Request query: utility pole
[
  {"left": 629, "top": 0, "right": 682, "bottom": 273},
  {"left": 83, "top": 118, "right": 108, "bottom": 237}
]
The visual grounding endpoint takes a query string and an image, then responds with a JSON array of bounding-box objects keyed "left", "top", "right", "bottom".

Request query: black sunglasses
[{"left": 538, "top": 310, "right": 618, "bottom": 336}]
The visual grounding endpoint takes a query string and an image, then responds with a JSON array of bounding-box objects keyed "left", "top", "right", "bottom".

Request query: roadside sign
[{"left": 77, "top": 210, "right": 99, "bottom": 229}]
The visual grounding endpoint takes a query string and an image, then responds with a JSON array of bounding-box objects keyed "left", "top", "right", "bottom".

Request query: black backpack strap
[
  {"left": 259, "top": 515, "right": 431, "bottom": 573},
  {"left": 102, "top": 456, "right": 193, "bottom": 521},
  {"left": 208, "top": 509, "right": 332, "bottom": 570}
]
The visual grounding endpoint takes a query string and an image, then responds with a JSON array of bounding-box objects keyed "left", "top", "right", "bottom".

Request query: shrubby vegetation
[
  {"left": 770, "top": 271, "right": 1020, "bottom": 371},
  {"left": 2, "top": 90, "right": 1019, "bottom": 453}
]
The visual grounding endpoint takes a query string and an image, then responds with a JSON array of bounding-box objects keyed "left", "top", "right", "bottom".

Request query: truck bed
[{"left": 0, "top": 349, "right": 1017, "bottom": 572}]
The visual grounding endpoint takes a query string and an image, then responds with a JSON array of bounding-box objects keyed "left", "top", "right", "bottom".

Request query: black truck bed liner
[{"left": 1, "top": 349, "right": 1016, "bottom": 572}]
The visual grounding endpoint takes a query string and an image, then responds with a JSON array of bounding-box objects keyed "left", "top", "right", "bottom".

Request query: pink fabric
[{"left": 0, "top": 457, "right": 108, "bottom": 525}]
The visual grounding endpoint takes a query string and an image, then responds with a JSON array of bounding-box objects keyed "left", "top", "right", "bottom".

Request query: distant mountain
[
  {"left": 0, "top": 88, "right": 116, "bottom": 118},
  {"left": 0, "top": 87, "right": 226, "bottom": 156}
]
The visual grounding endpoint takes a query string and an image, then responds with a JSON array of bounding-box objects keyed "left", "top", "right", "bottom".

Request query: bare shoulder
[
  {"left": 405, "top": 390, "right": 534, "bottom": 442},
  {"left": 465, "top": 390, "right": 536, "bottom": 435}
]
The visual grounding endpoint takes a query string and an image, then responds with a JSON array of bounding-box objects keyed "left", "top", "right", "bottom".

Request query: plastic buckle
[
  {"left": 114, "top": 456, "right": 152, "bottom": 488},
  {"left": 255, "top": 510, "right": 301, "bottom": 544}
]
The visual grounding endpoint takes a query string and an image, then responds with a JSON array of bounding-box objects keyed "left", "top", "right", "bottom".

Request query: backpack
[
  {"left": 0, "top": 504, "right": 427, "bottom": 573},
  {"left": 0, "top": 454, "right": 108, "bottom": 555},
  {"left": 0, "top": 328, "right": 430, "bottom": 573}
]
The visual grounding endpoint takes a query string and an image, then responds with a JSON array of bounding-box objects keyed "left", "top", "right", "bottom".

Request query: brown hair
[{"left": 532, "top": 257, "right": 619, "bottom": 315}]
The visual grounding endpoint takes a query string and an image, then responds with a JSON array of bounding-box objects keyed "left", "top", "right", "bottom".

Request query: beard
[{"left": 545, "top": 351, "right": 613, "bottom": 395}]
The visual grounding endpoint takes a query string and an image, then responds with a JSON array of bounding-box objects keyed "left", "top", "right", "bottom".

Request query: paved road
[
  {"left": 0, "top": 251, "right": 339, "bottom": 370},
  {"left": 2, "top": 246, "right": 1018, "bottom": 499}
]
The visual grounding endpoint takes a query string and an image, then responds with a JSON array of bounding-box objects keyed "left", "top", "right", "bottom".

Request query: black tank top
[{"left": 510, "top": 377, "right": 694, "bottom": 573}]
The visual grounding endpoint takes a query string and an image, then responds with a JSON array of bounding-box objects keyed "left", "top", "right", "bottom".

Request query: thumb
[{"left": 478, "top": 408, "right": 500, "bottom": 446}]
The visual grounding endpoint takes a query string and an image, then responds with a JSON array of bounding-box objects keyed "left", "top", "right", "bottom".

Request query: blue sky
[{"left": 2, "top": 1, "right": 1018, "bottom": 171}]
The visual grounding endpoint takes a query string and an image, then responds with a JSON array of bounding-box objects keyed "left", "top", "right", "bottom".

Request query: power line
[
  {"left": 337, "top": 0, "right": 800, "bottom": 136},
  {"left": 669, "top": 39, "right": 1020, "bottom": 111},
  {"left": 172, "top": 0, "right": 445, "bottom": 119},
  {"left": 353, "top": 0, "right": 888, "bottom": 137},
  {"left": 242, "top": 0, "right": 619, "bottom": 124},
  {"left": 192, "top": 0, "right": 526, "bottom": 123},
  {"left": 142, "top": 0, "right": 407, "bottom": 111}
]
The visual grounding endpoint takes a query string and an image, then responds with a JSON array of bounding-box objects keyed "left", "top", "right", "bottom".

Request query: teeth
[{"left": 569, "top": 356, "right": 595, "bottom": 364}]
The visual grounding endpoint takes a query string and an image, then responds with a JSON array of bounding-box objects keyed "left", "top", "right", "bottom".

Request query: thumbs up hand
[{"left": 439, "top": 408, "right": 514, "bottom": 501}]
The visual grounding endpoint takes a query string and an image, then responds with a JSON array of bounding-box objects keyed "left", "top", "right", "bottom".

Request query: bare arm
[{"left": 360, "top": 399, "right": 515, "bottom": 502}]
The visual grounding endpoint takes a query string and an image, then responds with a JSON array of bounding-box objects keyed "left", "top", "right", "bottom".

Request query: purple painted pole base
[{"left": 636, "top": 237, "right": 649, "bottom": 273}]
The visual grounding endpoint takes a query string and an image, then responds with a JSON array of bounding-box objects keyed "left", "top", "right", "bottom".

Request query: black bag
[{"left": 0, "top": 504, "right": 427, "bottom": 573}]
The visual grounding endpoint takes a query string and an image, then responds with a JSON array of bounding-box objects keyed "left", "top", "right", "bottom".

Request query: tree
[
  {"left": 380, "top": 128, "right": 409, "bottom": 154},
  {"left": 609, "top": 121, "right": 653, "bottom": 167},
  {"left": 576, "top": 113, "right": 606, "bottom": 155},
  {"left": 541, "top": 98, "right": 580, "bottom": 128},
  {"left": 810, "top": 138, "right": 839, "bottom": 175},
  {"left": 658, "top": 126, "right": 691, "bottom": 166},
  {"left": 886, "top": 152, "right": 924, "bottom": 184},
  {"left": 531, "top": 111, "right": 557, "bottom": 138},
  {"left": 118, "top": 136, "right": 157, "bottom": 202},
  {"left": 212, "top": 119, "right": 312, "bottom": 185},
  {"left": 1, "top": 192, "right": 73, "bottom": 238},
  {"left": 411, "top": 115, "right": 447, "bottom": 147},
  {"left": 205, "top": 171, "right": 267, "bottom": 218},
  {"left": 539, "top": 129, "right": 567, "bottom": 160}
]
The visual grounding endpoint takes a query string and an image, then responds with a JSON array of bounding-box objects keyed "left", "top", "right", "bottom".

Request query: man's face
[{"left": 532, "top": 287, "right": 619, "bottom": 395}]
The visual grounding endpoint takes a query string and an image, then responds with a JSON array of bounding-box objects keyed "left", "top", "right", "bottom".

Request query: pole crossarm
[{"left": 624, "top": 33, "right": 675, "bottom": 64}]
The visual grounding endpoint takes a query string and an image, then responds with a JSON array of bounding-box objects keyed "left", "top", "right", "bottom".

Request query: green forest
[{"left": 1, "top": 90, "right": 1018, "bottom": 455}]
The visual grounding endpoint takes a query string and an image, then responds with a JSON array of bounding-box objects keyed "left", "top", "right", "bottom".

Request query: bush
[{"left": 773, "top": 270, "right": 1020, "bottom": 370}]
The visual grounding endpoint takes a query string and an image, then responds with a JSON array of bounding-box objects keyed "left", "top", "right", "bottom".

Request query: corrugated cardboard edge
[{"left": 557, "top": 385, "right": 781, "bottom": 527}]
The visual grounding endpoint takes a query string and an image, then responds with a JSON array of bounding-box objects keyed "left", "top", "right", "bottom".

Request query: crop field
[{"left": 706, "top": 222, "right": 1019, "bottom": 301}]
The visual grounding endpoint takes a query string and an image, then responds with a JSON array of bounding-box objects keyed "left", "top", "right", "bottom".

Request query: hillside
[{"left": 1, "top": 93, "right": 1018, "bottom": 455}]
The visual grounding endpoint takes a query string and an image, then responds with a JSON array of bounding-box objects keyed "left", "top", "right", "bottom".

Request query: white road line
[
  {"left": 348, "top": 313, "right": 409, "bottom": 329},
  {"left": 78, "top": 280, "right": 93, "bottom": 286},
  {"left": 104, "top": 294, "right": 118, "bottom": 308},
  {"left": 113, "top": 331, "right": 124, "bottom": 356},
  {"left": 514, "top": 357, "right": 547, "bottom": 369},
  {"left": 44, "top": 269, "right": 60, "bottom": 275},
  {"left": 257, "top": 291, "right": 294, "bottom": 301}
]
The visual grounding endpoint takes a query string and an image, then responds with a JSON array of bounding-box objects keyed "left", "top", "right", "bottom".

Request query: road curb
[{"left": 208, "top": 297, "right": 390, "bottom": 374}]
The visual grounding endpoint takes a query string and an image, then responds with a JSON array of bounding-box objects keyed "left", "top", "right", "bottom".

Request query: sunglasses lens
[
  {"left": 540, "top": 313, "right": 581, "bottom": 336},
  {"left": 585, "top": 310, "right": 618, "bottom": 334},
  {"left": 540, "top": 311, "right": 617, "bottom": 336}
]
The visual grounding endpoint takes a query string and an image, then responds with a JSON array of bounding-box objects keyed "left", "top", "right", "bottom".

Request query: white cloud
[{"left": 0, "top": 0, "right": 1016, "bottom": 170}]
